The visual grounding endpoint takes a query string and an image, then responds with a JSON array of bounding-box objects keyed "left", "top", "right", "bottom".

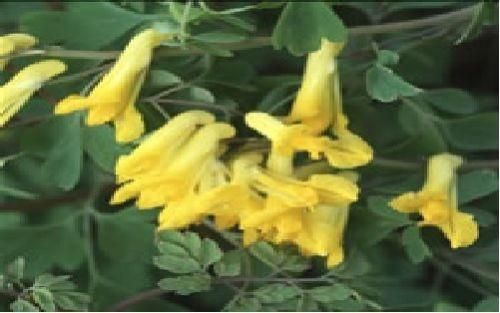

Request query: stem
[
  {"left": 0, "top": 289, "right": 18, "bottom": 299},
  {"left": 216, "top": 277, "right": 333, "bottom": 283},
  {"left": 82, "top": 205, "right": 98, "bottom": 296},
  {"left": 107, "top": 288, "right": 165, "bottom": 312},
  {"left": 2, "top": 6, "right": 478, "bottom": 60},
  {"left": 429, "top": 257, "right": 495, "bottom": 297},
  {"left": 348, "top": 5, "right": 477, "bottom": 36}
]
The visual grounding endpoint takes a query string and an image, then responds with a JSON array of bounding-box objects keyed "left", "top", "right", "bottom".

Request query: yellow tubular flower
[
  {"left": 111, "top": 121, "right": 235, "bottom": 209},
  {"left": 293, "top": 203, "right": 350, "bottom": 267},
  {"left": 245, "top": 112, "right": 372, "bottom": 170},
  {"left": 0, "top": 60, "right": 66, "bottom": 127},
  {"left": 256, "top": 171, "right": 359, "bottom": 267},
  {"left": 54, "top": 28, "right": 171, "bottom": 142},
  {"left": 0, "top": 33, "right": 37, "bottom": 70},
  {"left": 286, "top": 39, "right": 344, "bottom": 135},
  {"left": 389, "top": 153, "right": 479, "bottom": 249},
  {"left": 115, "top": 110, "right": 215, "bottom": 183}
]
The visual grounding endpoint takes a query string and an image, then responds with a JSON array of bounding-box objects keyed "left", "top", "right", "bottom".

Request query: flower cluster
[{"left": 0, "top": 28, "right": 479, "bottom": 267}]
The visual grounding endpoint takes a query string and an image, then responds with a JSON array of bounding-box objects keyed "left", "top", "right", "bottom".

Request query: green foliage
[
  {"left": 442, "top": 113, "right": 499, "bottom": 150},
  {"left": 0, "top": 1, "right": 497, "bottom": 312},
  {"left": 83, "top": 124, "right": 124, "bottom": 173},
  {"left": 366, "top": 49, "right": 422, "bottom": 103},
  {"left": 254, "top": 283, "right": 299, "bottom": 303},
  {"left": 401, "top": 226, "right": 432, "bottom": 264},
  {"left": 272, "top": 2, "right": 347, "bottom": 55},
  {"left": 1, "top": 258, "right": 89, "bottom": 311},
  {"left": 473, "top": 296, "right": 499, "bottom": 312},
  {"left": 213, "top": 250, "right": 243, "bottom": 277},
  {"left": 309, "top": 284, "right": 352, "bottom": 303},
  {"left": 458, "top": 170, "right": 499, "bottom": 204},
  {"left": 353, "top": 196, "right": 412, "bottom": 245},
  {"left": 20, "top": 2, "right": 152, "bottom": 49},
  {"left": 158, "top": 273, "right": 212, "bottom": 296},
  {"left": 0, "top": 210, "right": 85, "bottom": 277},
  {"left": 420, "top": 89, "right": 478, "bottom": 115},
  {"left": 249, "top": 241, "right": 310, "bottom": 273},
  {"left": 154, "top": 230, "right": 223, "bottom": 274},
  {"left": 21, "top": 114, "right": 83, "bottom": 190}
]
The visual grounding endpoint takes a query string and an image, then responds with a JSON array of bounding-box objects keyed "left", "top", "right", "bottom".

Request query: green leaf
[
  {"left": 474, "top": 296, "right": 499, "bottom": 312},
  {"left": 214, "top": 250, "right": 242, "bottom": 277},
  {"left": 249, "top": 241, "right": 280, "bottom": 266},
  {"left": 309, "top": 284, "right": 352, "bottom": 303},
  {"left": 167, "top": 2, "right": 205, "bottom": 24},
  {"left": 456, "top": 3, "right": 497, "bottom": 44},
  {"left": 328, "top": 248, "right": 371, "bottom": 279},
  {"left": 366, "top": 64, "right": 422, "bottom": 103},
  {"left": 396, "top": 101, "right": 448, "bottom": 154},
  {"left": 97, "top": 207, "right": 156, "bottom": 262},
  {"left": 365, "top": 196, "right": 413, "bottom": 244},
  {"left": 226, "top": 297, "right": 261, "bottom": 312},
  {"left": 83, "top": 124, "right": 123, "bottom": 172},
  {"left": 147, "top": 70, "right": 182, "bottom": 88},
  {"left": 0, "top": 211, "right": 85, "bottom": 277},
  {"left": 199, "top": 238, "right": 223, "bottom": 269},
  {"left": 463, "top": 207, "right": 497, "bottom": 227},
  {"left": 22, "top": 114, "right": 83, "bottom": 190},
  {"left": 458, "top": 170, "right": 498, "bottom": 204},
  {"left": 0, "top": 184, "right": 36, "bottom": 200},
  {"left": 41, "top": 114, "right": 83, "bottom": 190},
  {"left": 248, "top": 241, "right": 310, "bottom": 273},
  {"left": 376, "top": 50, "right": 400, "bottom": 66},
  {"left": 10, "top": 299, "right": 39, "bottom": 312},
  {"left": 34, "top": 274, "right": 72, "bottom": 289},
  {"left": 280, "top": 253, "right": 311, "bottom": 273},
  {"left": 401, "top": 226, "right": 432, "bottom": 264},
  {"left": 420, "top": 88, "right": 477, "bottom": 115},
  {"left": 154, "top": 231, "right": 222, "bottom": 274},
  {"left": 193, "top": 31, "right": 246, "bottom": 43},
  {"left": 6, "top": 257, "right": 25, "bottom": 281},
  {"left": 32, "top": 287, "right": 56, "bottom": 312},
  {"left": 20, "top": 2, "right": 151, "bottom": 49},
  {"left": 189, "top": 86, "right": 216, "bottom": 103},
  {"left": 272, "top": 2, "right": 347, "bottom": 56},
  {"left": 253, "top": 284, "right": 299, "bottom": 303},
  {"left": 434, "top": 301, "right": 467, "bottom": 312},
  {"left": 442, "top": 113, "right": 498, "bottom": 150},
  {"left": 158, "top": 273, "right": 211, "bottom": 296},
  {"left": 52, "top": 291, "right": 90, "bottom": 311}
]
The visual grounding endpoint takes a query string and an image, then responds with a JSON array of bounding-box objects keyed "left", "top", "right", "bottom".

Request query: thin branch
[
  {"left": 0, "top": 289, "right": 19, "bottom": 299},
  {"left": 1, "top": 5, "right": 478, "bottom": 61},
  {"left": 0, "top": 184, "right": 115, "bottom": 212},
  {"left": 348, "top": 5, "right": 477, "bottom": 35},
  {"left": 107, "top": 288, "right": 165, "bottom": 312}
]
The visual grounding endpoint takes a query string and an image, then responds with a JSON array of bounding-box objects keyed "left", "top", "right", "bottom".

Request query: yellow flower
[
  {"left": 389, "top": 153, "right": 478, "bottom": 249},
  {"left": 54, "top": 28, "right": 171, "bottom": 142},
  {"left": 286, "top": 39, "right": 344, "bottom": 135},
  {"left": 0, "top": 60, "right": 66, "bottom": 127},
  {"left": 291, "top": 171, "right": 358, "bottom": 267},
  {"left": 245, "top": 112, "right": 372, "bottom": 172},
  {"left": 249, "top": 171, "right": 359, "bottom": 268},
  {"left": 231, "top": 153, "right": 359, "bottom": 265},
  {"left": 267, "top": 38, "right": 373, "bottom": 170},
  {"left": 0, "top": 33, "right": 37, "bottom": 70},
  {"left": 111, "top": 111, "right": 235, "bottom": 210},
  {"left": 114, "top": 110, "right": 215, "bottom": 183}
]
